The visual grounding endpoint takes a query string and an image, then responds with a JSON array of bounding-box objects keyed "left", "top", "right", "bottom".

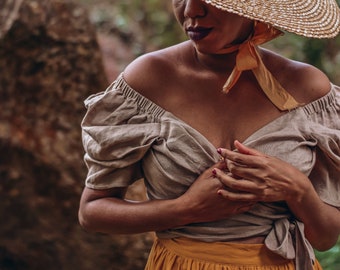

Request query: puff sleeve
[
  {"left": 306, "top": 84, "right": 340, "bottom": 208},
  {"left": 81, "top": 76, "right": 161, "bottom": 189}
]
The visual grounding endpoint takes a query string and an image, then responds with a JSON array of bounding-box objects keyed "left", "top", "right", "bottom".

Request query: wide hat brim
[{"left": 203, "top": 0, "right": 340, "bottom": 38}]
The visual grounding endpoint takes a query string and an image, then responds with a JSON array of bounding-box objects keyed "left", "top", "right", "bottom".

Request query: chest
[
  {"left": 143, "top": 107, "right": 314, "bottom": 200},
  {"left": 160, "top": 82, "right": 284, "bottom": 149}
]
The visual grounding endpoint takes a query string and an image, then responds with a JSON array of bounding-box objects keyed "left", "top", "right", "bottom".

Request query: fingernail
[
  {"left": 212, "top": 169, "right": 217, "bottom": 175},
  {"left": 217, "top": 148, "right": 222, "bottom": 154}
]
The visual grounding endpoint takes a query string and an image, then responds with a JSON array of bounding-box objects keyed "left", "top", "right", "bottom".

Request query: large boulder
[{"left": 0, "top": 0, "right": 152, "bottom": 269}]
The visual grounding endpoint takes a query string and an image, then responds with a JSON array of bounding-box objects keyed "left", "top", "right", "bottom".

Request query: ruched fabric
[
  {"left": 144, "top": 237, "right": 323, "bottom": 270},
  {"left": 81, "top": 73, "right": 340, "bottom": 270}
]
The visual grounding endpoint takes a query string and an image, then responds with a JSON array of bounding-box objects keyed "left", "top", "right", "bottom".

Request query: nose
[{"left": 184, "top": 0, "right": 207, "bottom": 18}]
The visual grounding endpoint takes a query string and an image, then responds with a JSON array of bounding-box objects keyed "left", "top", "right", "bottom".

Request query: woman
[{"left": 79, "top": 0, "right": 340, "bottom": 269}]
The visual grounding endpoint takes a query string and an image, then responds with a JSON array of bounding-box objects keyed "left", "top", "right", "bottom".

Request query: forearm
[
  {"left": 79, "top": 163, "right": 256, "bottom": 235},
  {"left": 79, "top": 196, "right": 188, "bottom": 234},
  {"left": 287, "top": 183, "right": 340, "bottom": 251}
]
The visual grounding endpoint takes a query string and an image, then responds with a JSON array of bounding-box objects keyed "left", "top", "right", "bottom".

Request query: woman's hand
[
  {"left": 178, "top": 160, "right": 255, "bottom": 224},
  {"left": 215, "top": 140, "right": 311, "bottom": 203},
  {"left": 214, "top": 140, "right": 340, "bottom": 250},
  {"left": 79, "top": 157, "right": 255, "bottom": 235}
]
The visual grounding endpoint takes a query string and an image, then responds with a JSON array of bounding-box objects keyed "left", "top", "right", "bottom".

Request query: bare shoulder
[
  {"left": 123, "top": 42, "right": 189, "bottom": 99},
  {"left": 262, "top": 48, "right": 331, "bottom": 104},
  {"left": 287, "top": 60, "right": 331, "bottom": 103}
]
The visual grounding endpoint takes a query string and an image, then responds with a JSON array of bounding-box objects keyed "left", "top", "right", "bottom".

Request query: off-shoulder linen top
[{"left": 82, "top": 73, "right": 340, "bottom": 270}]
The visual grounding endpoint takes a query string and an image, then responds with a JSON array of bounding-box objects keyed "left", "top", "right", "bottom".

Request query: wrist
[
  {"left": 286, "top": 180, "right": 319, "bottom": 219},
  {"left": 286, "top": 175, "right": 313, "bottom": 204},
  {"left": 172, "top": 196, "right": 195, "bottom": 226}
]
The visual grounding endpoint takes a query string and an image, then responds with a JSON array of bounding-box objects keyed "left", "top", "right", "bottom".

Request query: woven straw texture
[{"left": 204, "top": 0, "right": 340, "bottom": 38}]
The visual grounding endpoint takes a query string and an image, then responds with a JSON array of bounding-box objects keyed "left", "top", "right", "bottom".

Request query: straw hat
[{"left": 203, "top": 0, "right": 340, "bottom": 38}]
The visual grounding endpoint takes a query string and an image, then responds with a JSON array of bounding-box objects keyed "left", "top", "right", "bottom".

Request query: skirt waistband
[
  {"left": 145, "top": 237, "right": 323, "bottom": 269},
  {"left": 156, "top": 237, "right": 290, "bottom": 265}
]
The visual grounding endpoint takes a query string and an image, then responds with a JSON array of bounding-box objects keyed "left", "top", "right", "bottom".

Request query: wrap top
[{"left": 82, "top": 73, "right": 340, "bottom": 270}]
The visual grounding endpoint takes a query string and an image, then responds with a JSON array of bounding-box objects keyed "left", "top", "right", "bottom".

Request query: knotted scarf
[{"left": 221, "top": 22, "right": 302, "bottom": 111}]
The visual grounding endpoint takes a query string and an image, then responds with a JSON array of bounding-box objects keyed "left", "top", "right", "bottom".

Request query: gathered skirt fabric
[{"left": 144, "top": 237, "right": 322, "bottom": 270}]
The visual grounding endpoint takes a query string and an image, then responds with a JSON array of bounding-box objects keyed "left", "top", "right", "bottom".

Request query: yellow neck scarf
[{"left": 221, "top": 22, "right": 301, "bottom": 111}]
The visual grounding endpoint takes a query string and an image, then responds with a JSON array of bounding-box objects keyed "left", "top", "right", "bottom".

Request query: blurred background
[{"left": 0, "top": 0, "right": 339, "bottom": 269}]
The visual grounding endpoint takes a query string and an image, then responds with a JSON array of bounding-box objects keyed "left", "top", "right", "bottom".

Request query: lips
[{"left": 186, "top": 26, "right": 213, "bottom": 41}]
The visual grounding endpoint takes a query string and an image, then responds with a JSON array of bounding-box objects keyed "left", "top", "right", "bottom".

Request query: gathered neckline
[{"left": 115, "top": 72, "right": 337, "bottom": 150}]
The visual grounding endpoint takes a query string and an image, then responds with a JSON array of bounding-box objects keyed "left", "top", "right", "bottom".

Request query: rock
[{"left": 0, "top": 0, "right": 152, "bottom": 269}]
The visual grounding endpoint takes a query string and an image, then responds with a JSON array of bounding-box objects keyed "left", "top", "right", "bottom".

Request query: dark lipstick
[{"left": 186, "top": 26, "right": 212, "bottom": 41}]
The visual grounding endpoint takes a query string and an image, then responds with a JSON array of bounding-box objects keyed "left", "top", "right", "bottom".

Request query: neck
[{"left": 193, "top": 46, "right": 238, "bottom": 73}]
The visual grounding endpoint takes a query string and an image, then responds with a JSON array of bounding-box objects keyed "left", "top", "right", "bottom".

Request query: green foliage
[
  {"left": 315, "top": 237, "right": 340, "bottom": 270},
  {"left": 81, "top": 0, "right": 186, "bottom": 55}
]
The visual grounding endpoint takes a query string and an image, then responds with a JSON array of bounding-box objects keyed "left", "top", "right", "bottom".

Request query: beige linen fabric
[{"left": 81, "top": 73, "right": 340, "bottom": 270}]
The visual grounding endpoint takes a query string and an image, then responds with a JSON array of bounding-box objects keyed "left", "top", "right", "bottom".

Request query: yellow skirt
[{"left": 144, "top": 237, "right": 322, "bottom": 270}]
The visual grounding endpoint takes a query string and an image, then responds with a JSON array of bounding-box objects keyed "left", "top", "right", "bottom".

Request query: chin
[{"left": 192, "top": 42, "right": 219, "bottom": 55}]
